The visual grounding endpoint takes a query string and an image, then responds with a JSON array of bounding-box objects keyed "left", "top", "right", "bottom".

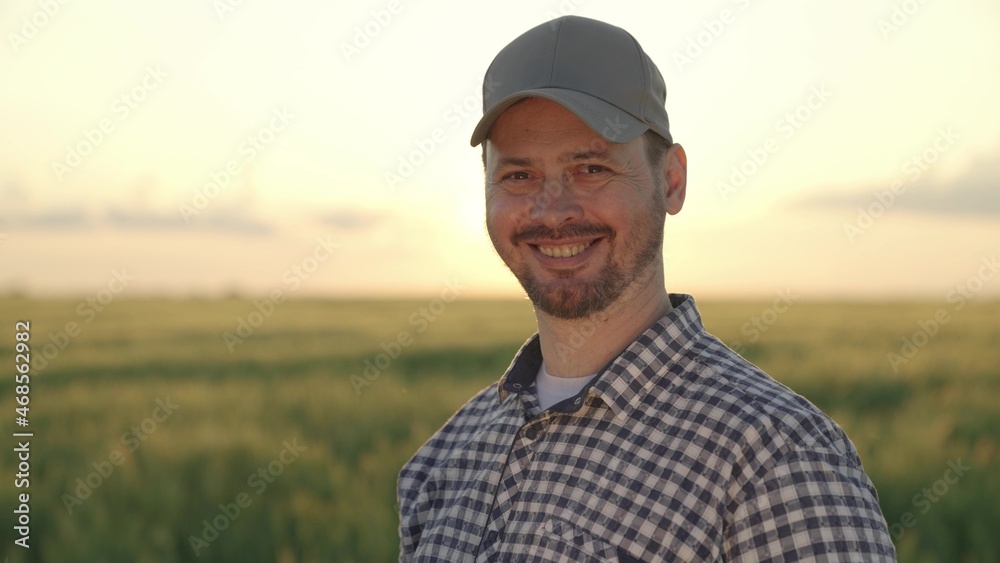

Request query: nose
[{"left": 530, "top": 176, "right": 582, "bottom": 228}]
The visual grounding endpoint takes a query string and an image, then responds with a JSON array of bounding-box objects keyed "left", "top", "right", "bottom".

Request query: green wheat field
[{"left": 1, "top": 297, "right": 998, "bottom": 562}]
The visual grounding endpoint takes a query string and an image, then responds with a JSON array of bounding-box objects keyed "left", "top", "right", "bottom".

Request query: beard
[{"left": 488, "top": 185, "right": 666, "bottom": 320}]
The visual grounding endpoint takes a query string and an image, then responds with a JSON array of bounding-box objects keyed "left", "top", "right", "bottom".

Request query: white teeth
[{"left": 538, "top": 242, "right": 592, "bottom": 258}]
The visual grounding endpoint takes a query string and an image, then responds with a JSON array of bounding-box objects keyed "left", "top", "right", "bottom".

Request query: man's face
[{"left": 484, "top": 98, "right": 682, "bottom": 319}]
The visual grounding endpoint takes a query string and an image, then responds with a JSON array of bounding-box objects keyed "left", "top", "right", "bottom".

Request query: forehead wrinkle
[
  {"left": 560, "top": 149, "right": 612, "bottom": 163},
  {"left": 494, "top": 155, "right": 534, "bottom": 168},
  {"left": 492, "top": 145, "right": 630, "bottom": 171}
]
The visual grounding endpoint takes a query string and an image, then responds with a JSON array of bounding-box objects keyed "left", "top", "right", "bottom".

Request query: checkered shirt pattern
[{"left": 398, "top": 294, "right": 896, "bottom": 562}]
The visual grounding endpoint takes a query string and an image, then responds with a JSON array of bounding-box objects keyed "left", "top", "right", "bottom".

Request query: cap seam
[{"left": 547, "top": 18, "right": 566, "bottom": 87}]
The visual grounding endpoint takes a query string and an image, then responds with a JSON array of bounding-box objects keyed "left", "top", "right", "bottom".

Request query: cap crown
[{"left": 471, "top": 16, "right": 671, "bottom": 146}]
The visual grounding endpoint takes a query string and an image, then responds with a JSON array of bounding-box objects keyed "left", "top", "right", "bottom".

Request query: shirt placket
[{"left": 476, "top": 409, "right": 550, "bottom": 561}]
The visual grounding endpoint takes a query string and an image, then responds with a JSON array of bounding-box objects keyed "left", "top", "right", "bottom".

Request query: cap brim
[{"left": 469, "top": 88, "right": 648, "bottom": 147}]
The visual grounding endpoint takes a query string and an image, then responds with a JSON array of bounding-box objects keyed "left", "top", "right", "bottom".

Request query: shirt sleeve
[
  {"left": 397, "top": 467, "right": 423, "bottom": 562},
  {"left": 723, "top": 446, "right": 897, "bottom": 561}
]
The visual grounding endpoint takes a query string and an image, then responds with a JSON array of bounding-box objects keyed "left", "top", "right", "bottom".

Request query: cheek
[
  {"left": 587, "top": 194, "right": 632, "bottom": 230},
  {"left": 485, "top": 197, "right": 525, "bottom": 237},
  {"left": 484, "top": 204, "right": 504, "bottom": 234}
]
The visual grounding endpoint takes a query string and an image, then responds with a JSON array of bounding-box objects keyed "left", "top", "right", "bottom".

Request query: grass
[{"left": 0, "top": 297, "right": 997, "bottom": 562}]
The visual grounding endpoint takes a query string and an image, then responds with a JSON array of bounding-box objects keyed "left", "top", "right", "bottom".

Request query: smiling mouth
[{"left": 534, "top": 240, "right": 595, "bottom": 258}]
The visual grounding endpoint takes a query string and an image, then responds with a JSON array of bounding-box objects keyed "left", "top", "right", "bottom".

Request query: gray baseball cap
[{"left": 470, "top": 16, "right": 672, "bottom": 147}]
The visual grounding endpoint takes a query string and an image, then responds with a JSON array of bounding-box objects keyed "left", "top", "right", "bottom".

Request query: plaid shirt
[{"left": 398, "top": 294, "right": 896, "bottom": 562}]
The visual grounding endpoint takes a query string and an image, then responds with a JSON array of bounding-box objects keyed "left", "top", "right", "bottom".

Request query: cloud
[
  {"left": 1, "top": 180, "right": 30, "bottom": 205},
  {"left": 316, "top": 209, "right": 384, "bottom": 231},
  {"left": 797, "top": 156, "right": 1000, "bottom": 219},
  {"left": 0, "top": 204, "right": 272, "bottom": 235},
  {"left": 107, "top": 206, "right": 273, "bottom": 235},
  {"left": 0, "top": 208, "right": 92, "bottom": 230}
]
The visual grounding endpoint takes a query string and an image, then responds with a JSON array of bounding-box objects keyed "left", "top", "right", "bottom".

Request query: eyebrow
[
  {"left": 494, "top": 150, "right": 614, "bottom": 168},
  {"left": 494, "top": 156, "right": 534, "bottom": 168},
  {"left": 561, "top": 150, "right": 612, "bottom": 163}
]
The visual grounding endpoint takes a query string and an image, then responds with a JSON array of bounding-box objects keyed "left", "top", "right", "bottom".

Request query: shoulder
[
  {"left": 665, "top": 333, "right": 895, "bottom": 557},
  {"left": 398, "top": 382, "right": 501, "bottom": 493},
  {"left": 666, "top": 330, "right": 861, "bottom": 466}
]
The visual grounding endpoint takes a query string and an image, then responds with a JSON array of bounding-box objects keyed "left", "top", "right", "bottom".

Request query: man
[{"left": 398, "top": 15, "right": 896, "bottom": 562}]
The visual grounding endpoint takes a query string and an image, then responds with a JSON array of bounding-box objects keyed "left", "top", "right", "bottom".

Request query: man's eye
[
  {"left": 503, "top": 171, "right": 531, "bottom": 181},
  {"left": 583, "top": 165, "right": 608, "bottom": 174}
]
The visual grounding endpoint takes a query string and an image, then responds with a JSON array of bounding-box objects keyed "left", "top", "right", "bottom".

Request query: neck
[{"left": 536, "top": 269, "right": 672, "bottom": 377}]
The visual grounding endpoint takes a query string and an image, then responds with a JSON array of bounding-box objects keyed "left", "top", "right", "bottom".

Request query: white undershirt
[{"left": 535, "top": 362, "right": 599, "bottom": 411}]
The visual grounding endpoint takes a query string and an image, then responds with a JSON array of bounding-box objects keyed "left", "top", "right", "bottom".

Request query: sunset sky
[{"left": 1, "top": 0, "right": 998, "bottom": 299}]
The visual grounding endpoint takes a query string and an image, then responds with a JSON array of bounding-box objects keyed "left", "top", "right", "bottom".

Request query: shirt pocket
[{"left": 521, "top": 516, "right": 642, "bottom": 563}]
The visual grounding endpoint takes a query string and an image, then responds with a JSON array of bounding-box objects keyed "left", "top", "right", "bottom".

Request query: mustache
[{"left": 511, "top": 223, "right": 614, "bottom": 245}]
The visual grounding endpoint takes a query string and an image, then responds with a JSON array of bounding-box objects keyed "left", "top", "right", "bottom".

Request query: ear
[{"left": 661, "top": 144, "right": 686, "bottom": 215}]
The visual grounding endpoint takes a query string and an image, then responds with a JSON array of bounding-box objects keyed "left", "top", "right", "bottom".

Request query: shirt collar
[{"left": 498, "top": 293, "right": 706, "bottom": 418}]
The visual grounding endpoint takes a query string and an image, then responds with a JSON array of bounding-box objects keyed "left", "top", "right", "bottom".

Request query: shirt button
[
  {"left": 524, "top": 426, "right": 539, "bottom": 440},
  {"left": 487, "top": 530, "right": 498, "bottom": 542}
]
